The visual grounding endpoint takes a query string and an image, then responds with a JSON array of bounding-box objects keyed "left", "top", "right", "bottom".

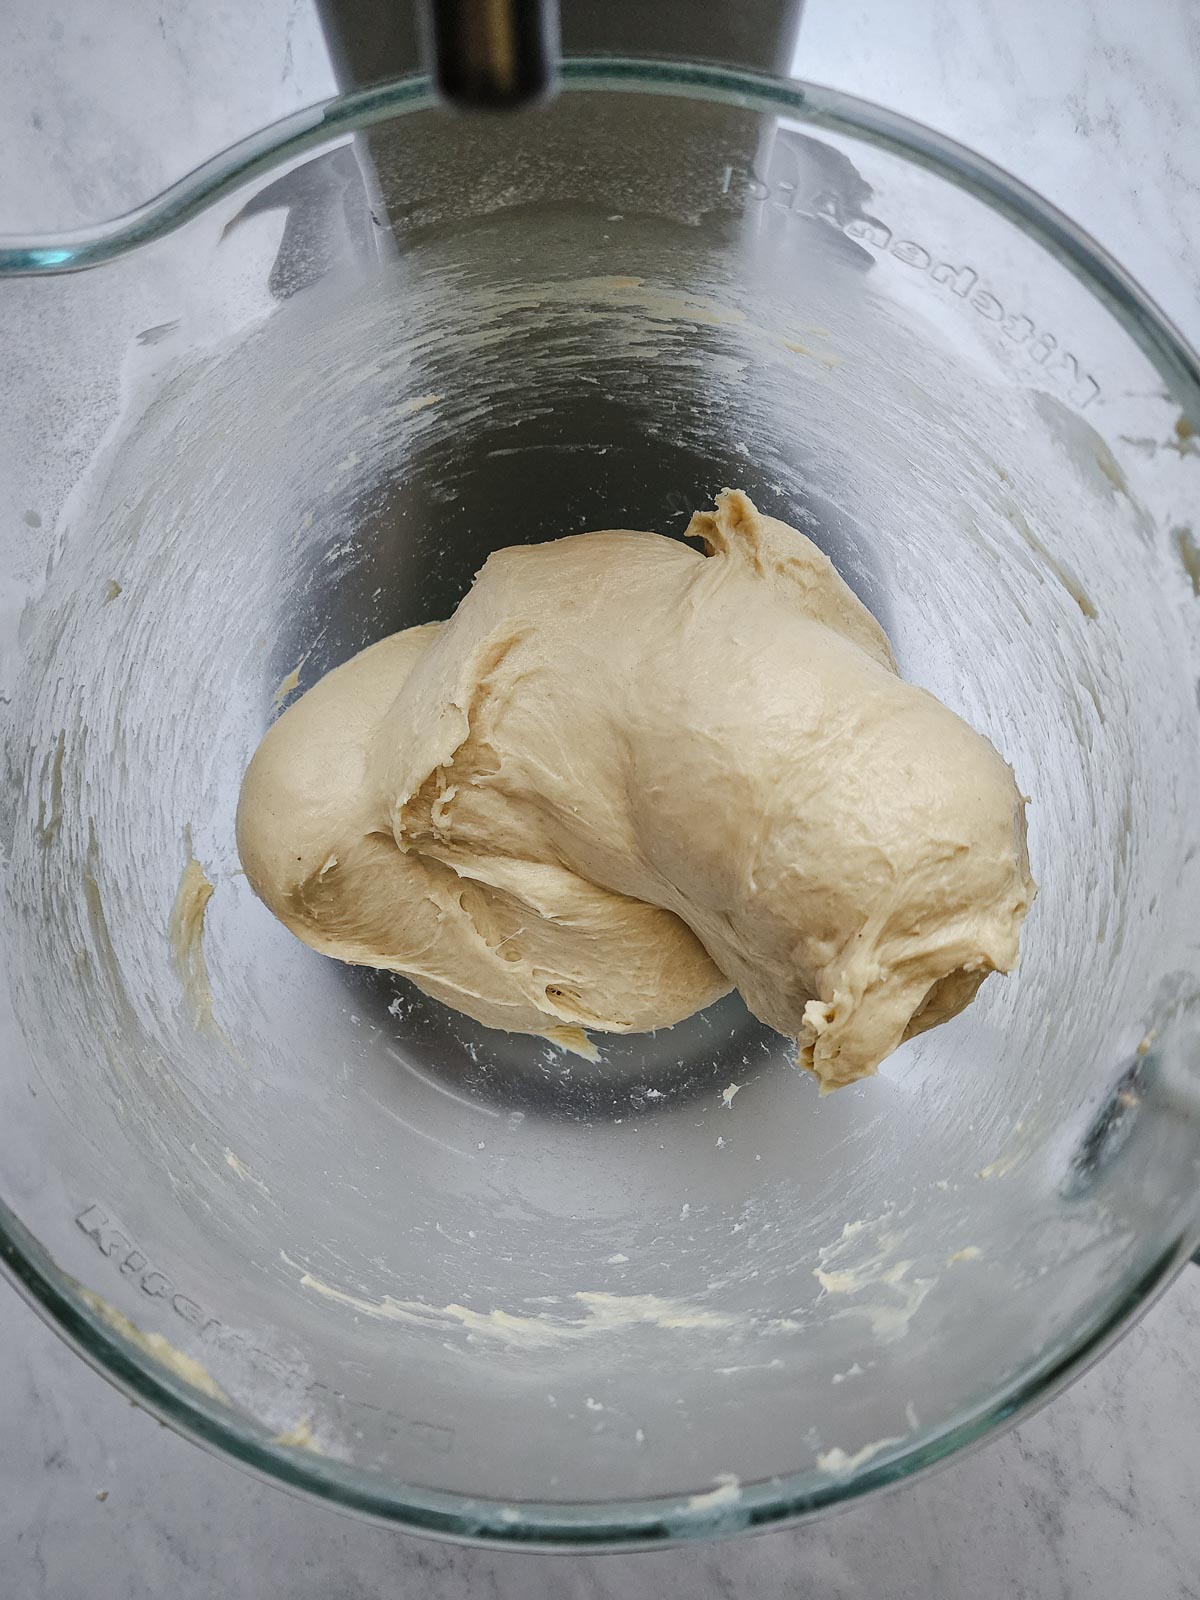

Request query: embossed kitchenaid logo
[
  {"left": 74, "top": 1204, "right": 455, "bottom": 1454},
  {"left": 719, "top": 165, "right": 1102, "bottom": 409},
  {"left": 75, "top": 1203, "right": 280, "bottom": 1363}
]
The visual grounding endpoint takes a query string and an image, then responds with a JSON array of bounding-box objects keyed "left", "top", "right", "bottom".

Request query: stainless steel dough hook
[{"left": 421, "top": 0, "right": 560, "bottom": 109}]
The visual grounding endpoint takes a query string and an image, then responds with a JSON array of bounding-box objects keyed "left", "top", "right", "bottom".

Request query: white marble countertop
[{"left": 3, "top": 1, "right": 1198, "bottom": 1595}]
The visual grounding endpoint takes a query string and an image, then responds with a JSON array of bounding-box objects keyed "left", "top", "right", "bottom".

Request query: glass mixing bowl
[{"left": 1, "top": 60, "right": 1199, "bottom": 1548}]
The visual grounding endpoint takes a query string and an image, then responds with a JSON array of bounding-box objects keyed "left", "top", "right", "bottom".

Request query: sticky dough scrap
[{"left": 237, "top": 491, "right": 1034, "bottom": 1089}]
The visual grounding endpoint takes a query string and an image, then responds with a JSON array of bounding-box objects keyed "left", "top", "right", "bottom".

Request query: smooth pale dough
[{"left": 238, "top": 491, "right": 1034, "bottom": 1089}]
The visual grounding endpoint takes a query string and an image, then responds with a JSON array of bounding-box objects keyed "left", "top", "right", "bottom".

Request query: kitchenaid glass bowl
[{"left": 1, "top": 60, "right": 1199, "bottom": 1548}]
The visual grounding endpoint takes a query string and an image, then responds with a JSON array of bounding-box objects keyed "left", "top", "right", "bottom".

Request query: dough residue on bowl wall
[{"left": 168, "top": 830, "right": 217, "bottom": 1034}]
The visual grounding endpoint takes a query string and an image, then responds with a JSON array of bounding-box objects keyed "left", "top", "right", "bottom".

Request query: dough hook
[{"left": 421, "top": 0, "right": 560, "bottom": 108}]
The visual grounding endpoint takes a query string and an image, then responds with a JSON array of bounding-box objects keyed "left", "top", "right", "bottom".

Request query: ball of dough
[{"left": 237, "top": 491, "right": 1034, "bottom": 1088}]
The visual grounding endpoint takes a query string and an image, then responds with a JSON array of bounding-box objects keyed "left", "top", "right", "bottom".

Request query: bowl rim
[
  {"left": 1, "top": 54, "right": 1199, "bottom": 407},
  {"left": 2, "top": 55, "right": 1199, "bottom": 1548},
  {"left": 3, "top": 1201, "right": 1195, "bottom": 1548}
]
